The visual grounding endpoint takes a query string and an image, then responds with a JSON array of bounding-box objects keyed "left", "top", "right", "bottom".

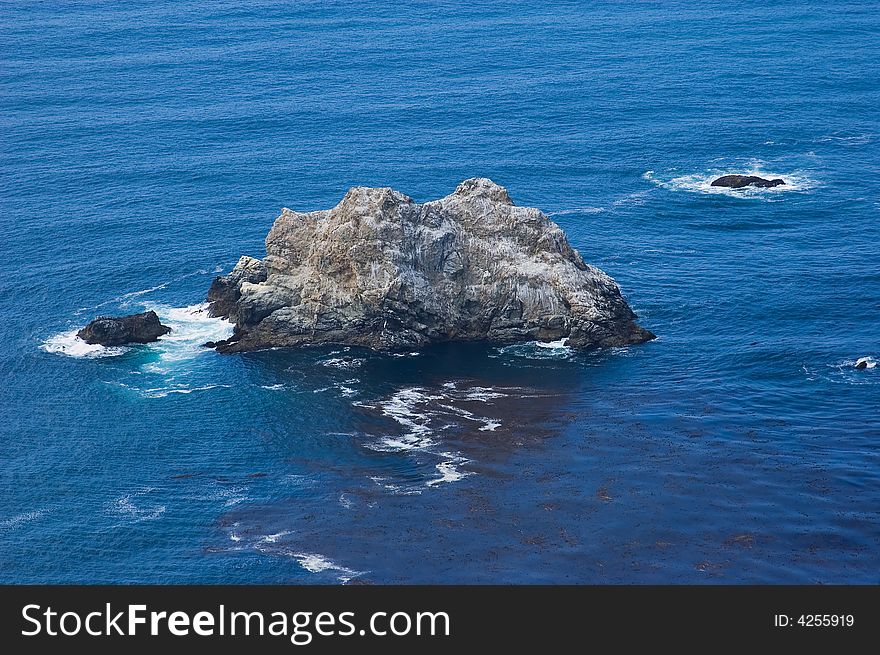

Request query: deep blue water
[{"left": 1, "top": 0, "right": 878, "bottom": 583}]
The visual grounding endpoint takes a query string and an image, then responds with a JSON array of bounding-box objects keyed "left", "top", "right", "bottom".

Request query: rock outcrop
[
  {"left": 77, "top": 310, "right": 171, "bottom": 346},
  {"left": 207, "top": 178, "right": 654, "bottom": 352},
  {"left": 207, "top": 255, "right": 268, "bottom": 319},
  {"left": 710, "top": 175, "right": 785, "bottom": 189}
]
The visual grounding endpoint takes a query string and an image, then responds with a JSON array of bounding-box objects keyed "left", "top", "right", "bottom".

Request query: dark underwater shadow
[{"left": 204, "top": 340, "right": 647, "bottom": 582}]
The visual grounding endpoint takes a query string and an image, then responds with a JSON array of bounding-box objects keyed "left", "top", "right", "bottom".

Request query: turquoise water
[{"left": 1, "top": 0, "right": 878, "bottom": 583}]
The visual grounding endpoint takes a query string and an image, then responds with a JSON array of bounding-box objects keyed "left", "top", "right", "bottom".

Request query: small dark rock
[
  {"left": 854, "top": 358, "right": 868, "bottom": 370},
  {"left": 77, "top": 310, "right": 171, "bottom": 346},
  {"left": 710, "top": 174, "right": 786, "bottom": 189}
]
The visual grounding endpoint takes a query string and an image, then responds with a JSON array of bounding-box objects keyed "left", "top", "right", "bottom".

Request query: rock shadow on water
[{"left": 208, "top": 340, "right": 605, "bottom": 582}]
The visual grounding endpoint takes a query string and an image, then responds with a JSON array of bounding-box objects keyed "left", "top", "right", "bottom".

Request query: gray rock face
[
  {"left": 206, "top": 255, "right": 268, "bottom": 319},
  {"left": 77, "top": 310, "right": 171, "bottom": 346},
  {"left": 207, "top": 178, "right": 654, "bottom": 352},
  {"left": 710, "top": 174, "right": 786, "bottom": 189}
]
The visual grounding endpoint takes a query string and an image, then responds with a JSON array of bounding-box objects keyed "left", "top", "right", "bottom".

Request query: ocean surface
[{"left": 1, "top": 0, "right": 878, "bottom": 583}]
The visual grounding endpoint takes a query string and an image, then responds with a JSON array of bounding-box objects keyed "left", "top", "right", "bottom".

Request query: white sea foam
[
  {"left": 537, "top": 338, "right": 569, "bottom": 349},
  {"left": 610, "top": 188, "right": 654, "bottom": 208},
  {"left": 140, "top": 384, "right": 231, "bottom": 398},
  {"left": 426, "top": 461, "right": 473, "bottom": 487},
  {"left": 42, "top": 302, "right": 233, "bottom": 364},
  {"left": 494, "top": 338, "right": 573, "bottom": 360},
  {"left": 313, "top": 379, "right": 361, "bottom": 397},
  {"left": 0, "top": 509, "right": 47, "bottom": 531},
  {"left": 434, "top": 401, "right": 501, "bottom": 432},
  {"left": 41, "top": 329, "right": 130, "bottom": 358},
  {"left": 321, "top": 357, "right": 365, "bottom": 369},
  {"left": 338, "top": 384, "right": 358, "bottom": 397},
  {"left": 251, "top": 535, "right": 364, "bottom": 582},
  {"left": 367, "top": 434, "right": 438, "bottom": 452},
  {"left": 368, "top": 475, "right": 424, "bottom": 495},
  {"left": 464, "top": 387, "right": 506, "bottom": 402},
  {"left": 643, "top": 165, "right": 816, "bottom": 197},
  {"left": 261, "top": 383, "right": 286, "bottom": 390},
  {"left": 288, "top": 553, "right": 362, "bottom": 581},
  {"left": 198, "top": 481, "right": 250, "bottom": 508},
  {"left": 803, "top": 357, "right": 878, "bottom": 386},
  {"left": 358, "top": 383, "right": 513, "bottom": 488},
  {"left": 643, "top": 248, "right": 698, "bottom": 255},
  {"left": 375, "top": 387, "right": 442, "bottom": 447},
  {"left": 817, "top": 133, "right": 873, "bottom": 146},
  {"left": 140, "top": 302, "right": 233, "bottom": 373},
  {"left": 547, "top": 206, "right": 605, "bottom": 216},
  {"left": 75, "top": 265, "right": 231, "bottom": 315},
  {"left": 829, "top": 356, "right": 877, "bottom": 374},
  {"left": 260, "top": 531, "right": 293, "bottom": 544},
  {"left": 76, "top": 284, "right": 167, "bottom": 316},
  {"left": 119, "top": 283, "right": 168, "bottom": 302},
  {"left": 109, "top": 489, "right": 166, "bottom": 522}
]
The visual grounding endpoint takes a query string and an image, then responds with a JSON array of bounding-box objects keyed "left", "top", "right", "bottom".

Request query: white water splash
[
  {"left": 42, "top": 302, "right": 233, "bottom": 364},
  {"left": 802, "top": 357, "right": 878, "bottom": 386},
  {"left": 41, "top": 329, "right": 129, "bottom": 358},
  {"left": 643, "top": 165, "right": 816, "bottom": 198},
  {"left": 140, "top": 302, "right": 233, "bottom": 373}
]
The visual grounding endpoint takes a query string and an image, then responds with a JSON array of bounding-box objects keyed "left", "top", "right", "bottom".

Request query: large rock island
[{"left": 207, "top": 178, "right": 654, "bottom": 352}]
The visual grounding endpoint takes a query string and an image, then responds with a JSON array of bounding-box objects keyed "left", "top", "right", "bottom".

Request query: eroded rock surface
[{"left": 208, "top": 178, "right": 654, "bottom": 352}]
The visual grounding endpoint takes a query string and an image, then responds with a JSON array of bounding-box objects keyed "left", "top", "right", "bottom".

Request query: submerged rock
[
  {"left": 77, "top": 310, "right": 171, "bottom": 346},
  {"left": 207, "top": 178, "right": 654, "bottom": 352},
  {"left": 854, "top": 357, "right": 871, "bottom": 370},
  {"left": 710, "top": 175, "right": 786, "bottom": 189}
]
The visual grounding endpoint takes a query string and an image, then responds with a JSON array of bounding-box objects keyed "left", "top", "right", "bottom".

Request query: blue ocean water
[{"left": 1, "top": 0, "right": 878, "bottom": 583}]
